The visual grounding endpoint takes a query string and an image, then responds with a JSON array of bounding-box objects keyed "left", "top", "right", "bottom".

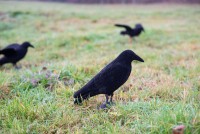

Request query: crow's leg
[
  {"left": 110, "top": 93, "right": 115, "bottom": 105},
  {"left": 110, "top": 93, "right": 113, "bottom": 103},
  {"left": 99, "top": 94, "right": 111, "bottom": 109},
  {"left": 105, "top": 94, "right": 109, "bottom": 103},
  {"left": 129, "top": 37, "right": 133, "bottom": 44},
  {"left": 13, "top": 63, "right": 21, "bottom": 70}
]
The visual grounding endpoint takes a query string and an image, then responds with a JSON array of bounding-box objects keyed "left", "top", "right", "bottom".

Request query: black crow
[
  {"left": 0, "top": 42, "right": 34, "bottom": 68},
  {"left": 115, "top": 23, "right": 145, "bottom": 43},
  {"left": 74, "top": 50, "right": 144, "bottom": 108}
]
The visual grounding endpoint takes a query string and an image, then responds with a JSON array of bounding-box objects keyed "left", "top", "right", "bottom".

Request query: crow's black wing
[
  {"left": 0, "top": 48, "right": 17, "bottom": 57},
  {"left": 93, "top": 62, "right": 131, "bottom": 94},
  {"left": 0, "top": 44, "right": 18, "bottom": 57},
  {"left": 115, "top": 24, "right": 132, "bottom": 31},
  {"left": 3, "top": 44, "right": 19, "bottom": 50},
  {"left": 0, "top": 57, "right": 9, "bottom": 66}
]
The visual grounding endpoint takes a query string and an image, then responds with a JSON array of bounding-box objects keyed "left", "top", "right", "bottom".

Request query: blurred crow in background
[
  {"left": 115, "top": 23, "right": 145, "bottom": 43},
  {"left": 74, "top": 50, "right": 144, "bottom": 109},
  {"left": 0, "top": 42, "right": 34, "bottom": 69}
]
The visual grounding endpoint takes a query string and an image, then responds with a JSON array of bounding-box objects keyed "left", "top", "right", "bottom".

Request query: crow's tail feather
[{"left": 73, "top": 85, "right": 99, "bottom": 104}]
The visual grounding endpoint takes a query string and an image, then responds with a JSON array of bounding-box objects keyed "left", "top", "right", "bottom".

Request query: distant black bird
[
  {"left": 115, "top": 23, "right": 145, "bottom": 42},
  {"left": 0, "top": 42, "right": 34, "bottom": 68},
  {"left": 74, "top": 50, "right": 144, "bottom": 108}
]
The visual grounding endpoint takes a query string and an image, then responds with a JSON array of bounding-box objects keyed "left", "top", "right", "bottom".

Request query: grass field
[{"left": 0, "top": 1, "right": 200, "bottom": 133}]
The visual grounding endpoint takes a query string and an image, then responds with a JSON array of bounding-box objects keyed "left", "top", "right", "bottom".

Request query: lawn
[{"left": 0, "top": 1, "right": 200, "bottom": 133}]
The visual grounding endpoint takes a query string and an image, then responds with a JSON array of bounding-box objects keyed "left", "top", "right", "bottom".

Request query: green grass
[{"left": 0, "top": 1, "right": 200, "bottom": 133}]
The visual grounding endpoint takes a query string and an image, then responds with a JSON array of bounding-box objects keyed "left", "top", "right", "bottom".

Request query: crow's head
[
  {"left": 21, "top": 42, "right": 34, "bottom": 48},
  {"left": 118, "top": 50, "right": 144, "bottom": 63},
  {"left": 135, "top": 23, "right": 145, "bottom": 32}
]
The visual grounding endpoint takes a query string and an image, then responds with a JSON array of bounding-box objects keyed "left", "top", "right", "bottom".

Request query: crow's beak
[
  {"left": 135, "top": 54, "right": 144, "bottom": 62},
  {"left": 30, "top": 45, "right": 34, "bottom": 48}
]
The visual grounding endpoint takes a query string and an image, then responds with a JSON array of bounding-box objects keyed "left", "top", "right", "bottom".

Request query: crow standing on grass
[
  {"left": 115, "top": 23, "right": 145, "bottom": 43},
  {"left": 0, "top": 42, "right": 34, "bottom": 69},
  {"left": 74, "top": 50, "right": 144, "bottom": 108}
]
